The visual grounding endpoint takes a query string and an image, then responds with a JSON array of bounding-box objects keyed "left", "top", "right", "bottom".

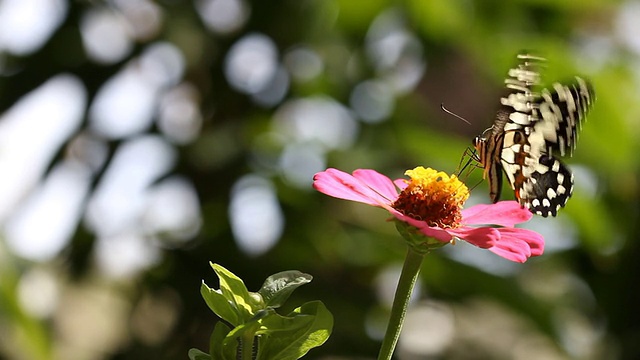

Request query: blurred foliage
[{"left": 0, "top": 0, "right": 639, "bottom": 359}]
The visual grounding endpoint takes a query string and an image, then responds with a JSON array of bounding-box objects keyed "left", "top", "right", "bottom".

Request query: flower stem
[
  {"left": 377, "top": 248, "right": 425, "bottom": 360},
  {"left": 240, "top": 333, "right": 255, "bottom": 360}
]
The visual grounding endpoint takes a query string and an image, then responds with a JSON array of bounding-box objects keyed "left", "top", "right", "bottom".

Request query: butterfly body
[{"left": 473, "top": 54, "right": 595, "bottom": 217}]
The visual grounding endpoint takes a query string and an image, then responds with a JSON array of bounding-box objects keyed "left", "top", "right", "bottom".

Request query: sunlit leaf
[
  {"left": 201, "top": 282, "right": 241, "bottom": 326},
  {"left": 211, "top": 263, "right": 264, "bottom": 322}
]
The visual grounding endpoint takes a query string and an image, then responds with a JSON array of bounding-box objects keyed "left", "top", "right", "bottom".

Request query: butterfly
[{"left": 473, "top": 53, "right": 595, "bottom": 217}]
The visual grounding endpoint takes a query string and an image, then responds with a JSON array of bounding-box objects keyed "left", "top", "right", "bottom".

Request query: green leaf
[
  {"left": 210, "top": 322, "right": 235, "bottom": 360},
  {"left": 188, "top": 348, "right": 212, "bottom": 360},
  {"left": 256, "top": 301, "right": 333, "bottom": 360},
  {"left": 258, "top": 271, "right": 313, "bottom": 308},
  {"left": 211, "top": 263, "right": 264, "bottom": 323},
  {"left": 200, "top": 266, "right": 333, "bottom": 360},
  {"left": 201, "top": 282, "right": 241, "bottom": 326}
]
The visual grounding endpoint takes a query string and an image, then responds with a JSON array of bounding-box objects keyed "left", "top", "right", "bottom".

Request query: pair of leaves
[{"left": 189, "top": 263, "right": 333, "bottom": 360}]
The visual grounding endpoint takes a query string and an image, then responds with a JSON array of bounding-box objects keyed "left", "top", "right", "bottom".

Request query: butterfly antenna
[{"left": 441, "top": 104, "right": 471, "bottom": 125}]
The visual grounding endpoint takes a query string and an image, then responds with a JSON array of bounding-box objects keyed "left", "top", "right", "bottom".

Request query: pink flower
[{"left": 313, "top": 167, "right": 544, "bottom": 263}]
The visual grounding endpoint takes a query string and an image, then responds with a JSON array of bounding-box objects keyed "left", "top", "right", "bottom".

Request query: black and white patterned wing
[
  {"left": 488, "top": 54, "right": 595, "bottom": 217},
  {"left": 513, "top": 78, "right": 594, "bottom": 216},
  {"left": 535, "top": 78, "right": 595, "bottom": 157},
  {"left": 520, "top": 154, "right": 574, "bottom": 216},
  {"left": 473, "top": 54, "right": 544, "bottom": 204}
]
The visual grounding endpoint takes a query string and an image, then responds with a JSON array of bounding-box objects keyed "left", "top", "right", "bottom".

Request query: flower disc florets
[{"left": 392, "top": 167, "right": 469, "bottom": 229}]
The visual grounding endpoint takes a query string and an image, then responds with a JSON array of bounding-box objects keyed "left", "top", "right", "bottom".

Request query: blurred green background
[{"left": 0, "top": 0, "right": 637, "bottom": 359}]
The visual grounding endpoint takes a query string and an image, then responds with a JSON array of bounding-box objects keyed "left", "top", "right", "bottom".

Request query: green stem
[
  {"left": 240, "top": 333, "right": 255, "bottom": 360},
  {"left": 377, "top": 248, "right": 425, "bottom": 360}
]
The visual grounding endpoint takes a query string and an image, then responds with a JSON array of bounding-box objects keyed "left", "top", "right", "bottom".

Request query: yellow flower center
[{"left": 392, "top": 167, "right": 469, "bottom": 228}]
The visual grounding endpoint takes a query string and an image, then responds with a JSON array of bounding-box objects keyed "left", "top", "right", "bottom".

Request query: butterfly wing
[
  {"left": 535, "top": 78, "right": 595, "bottom": 157},
  {"left": 512, "top": 78, "right": 594, "bottom": 216},
  {"left": 519, "top": 155, "right": 574, "bottom": 216},
  {"left": 473, "top": 55, "right": 543, "bottom": 203},
  {"left": 480, "top": 54, "right": 595, "bottom": 217}
]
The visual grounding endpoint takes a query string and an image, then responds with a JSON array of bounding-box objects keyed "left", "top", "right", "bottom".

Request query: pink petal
[
  {"left": 313, "top": 168, "right": 393, "bottom": 207},
  {"left": 393, "top": 178, "right": 408, "bottom": 190},
  {"left": 496, "top": 227, "right": 545, "bottom": 257},
  {"left": 487, "top": 228, "right": 545, "bottom": 263},
  {"left": 447, "top": 227, "right": 499, "bottom": 249},
  {"left": 462, "top": 201, "right": 532, "bottom": 227},
  {"left": 488, "top": 246, "right": 528, "bottom": 263},
  {"left": 353, "top": 169, "right": 399, "bottom": 201}
]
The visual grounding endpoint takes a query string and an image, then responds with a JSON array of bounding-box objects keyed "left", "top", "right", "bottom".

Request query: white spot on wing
[{"left": 501, "top": 148, "right": 515, "bottom": 163}]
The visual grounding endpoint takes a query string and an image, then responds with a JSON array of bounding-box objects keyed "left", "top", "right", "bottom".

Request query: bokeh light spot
[
  {"left": 350, "top": 79, "right": 395, "bottom": 123},
  {"left": 229, "top": 175, "right": 284, "bottom": 257},
  {"left": 0, "top": 0, "right": 67, "bottom": 55},
  {"left": 196, "top": 0, "right": 250, "bottom": 34},
  {"left": 80, "top": 7, "right": 132, "bottom": 64},
  {"left": 225, "top": 33, "right": 278, "bottom": 94}
]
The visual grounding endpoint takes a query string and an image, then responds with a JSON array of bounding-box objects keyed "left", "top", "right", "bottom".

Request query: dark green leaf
[
  {"left": 259, "top": 271, "right": 313, "bottom": 308},
  {"left": 256, "top": 301, "right": 333, "bottom": 360},
  {"left": 210, "top": 322, "right": 234, "bottom": 360}
]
